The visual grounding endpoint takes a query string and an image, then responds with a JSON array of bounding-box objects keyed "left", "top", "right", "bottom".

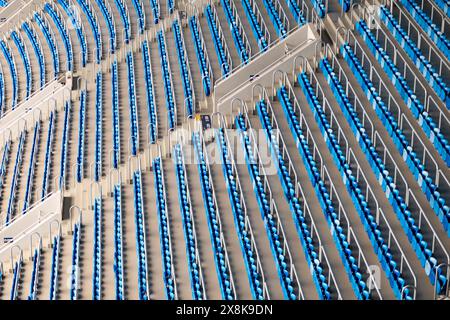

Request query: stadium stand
[{"left": 0, "top": 0, "right": 448, "bottom": 301}]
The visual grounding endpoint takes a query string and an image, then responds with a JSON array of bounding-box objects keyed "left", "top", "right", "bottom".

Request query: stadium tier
[{"left": 0, "top": 0, "right": 448, "bottom": 301}]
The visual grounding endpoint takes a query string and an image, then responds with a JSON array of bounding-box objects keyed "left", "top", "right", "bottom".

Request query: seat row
[
  {"left": 77, "top": 0, "right": 102, "bottom": 63},
  {"left": 76, "top": 90, "right": 87, "bottom": 183},
  {"left": 92, "top": 197, "right": 102, "bottom": 300},
  {"left": 113, "top": 184, "right": 124, "bottom": 299},
  {"left": 380, "top": 6, "right": 449, "bottom": 108},
  {"left": 132, "top": 170, "right": 149, "bottom": 300},
  {"left": 241, "top": 0, "right": 269, "bottom": 51},
  {"left": 355, "top": 20, "right": 450, "bottom": 230},
  {"left": 286, "top": 0, "right": 307, "bottom": 26},
  {"left": 205, "top": 4, "right": 231, "bottom": 76},
  {"left": 356, "top": 18, "right": 450, "bottom": 167},
  {"left": 131, "top": 0, "right": 145, "bottom": 34},
  {"left": 400, "top": 0, "right": 450, "bottom": 59},
  {"left": 114, "top": 0, "right": 130, "bottom": 42},
  {"left": 5, "top": 132, "right": 25, "bottom": 225},
  {"left": 44, "top": 4, "right": 74, "bottom": 71},
  {"left": 173, "top": 143, "right": 205, "bottom": 300},
  {"left": 262, "top": 0, "right": 287, "bottom": 38},
  {"left": 0, "top": 64, "right": 4, "bottom": 114},
  {"left": 435, "top": 0, "right": 449, "bottom": 18},
  {"left": 22, "top": 21, "right": 45, "bottom": 89},
  {"left": 235, "top": 113, "right": 298, "bottom": 300},
  {"left": 149, "top": 0, "right": 160, "bottom": 24},
  {"left": 41, "top": 111, "right": 55, "bottom": 199},
  {"left": 173, "top": 20, "right": 194, "bottom": 118},
  {"left": 192, "top": 132, "right": 235, "bottom": 299},
  {"left": 215, "top": 127, "right": 267, "bottom": 300},
  {"left": 70, "top": 218, "right": 82, "bottom": 300},
  {"left": 341, "top": 40, "right": 450, "bottom": 237},
  {"left": 126, "top": 52, "right": 139, "bottom": 156},
  {"left": 157, "top": 30, "right": 176, "bottom": 130},
  {"left": 256, "top": 98, "right": 333, "bottom": 299},
  {"left": 220, "top": 0, "right": 250, "bottom": 63},
  {"left": 278, "top": 85, "right": 372, "bottom": 299},
  {"left": 0, "top": 39, "right": 18, "bottom": 109},
  {"left": 0, "top": 140, "right": 10, "bottom": 194},
  {"left": 299, "top": 70, "right": 413, "bottom": 299},
  {"left": 22, "top": 122, "right": 40, "bottom": 213},
  {"left": 152, "top": 157, "right": 176, "bottom": 300},
  {"left": 95, "top": 0, "right": 116, "bottom": 53},
  {"left": 189, "top": 15, "right": 213, "bottom": 96},
  {"left": 28, "top": 246, "right": 41, "bottom": 300},
  {"left": 49, "top": 234, "right": 61, "bottom": 300},
  {"left": 339, "top": 45, "right": 449, "bottom": 293},
  {"left": 58, "top": 0, "right": 87, "bottom": 67},
  {"left": 34, "top": 12, "right": 60, "bottom": 78},
  {"left": 141, "top": 40, "right": 157, "bottom": 144},
  {"left": 10, "top": 254, "right": 22, "bottom": 300},
  {"left": 311, "top": 0, "right": 326, "bottom": 18},
  {"left": 111, "top": 60, "right": 120, "bottom": 169},
  {"left": 94, "top": 72, "right": 102, "bottom": 182},
  {"left": 11, "top": 31, "right": 32, "bottom": 99},
  {"left": 59, "top": 101, "right": 71, "bottom": 189}
]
